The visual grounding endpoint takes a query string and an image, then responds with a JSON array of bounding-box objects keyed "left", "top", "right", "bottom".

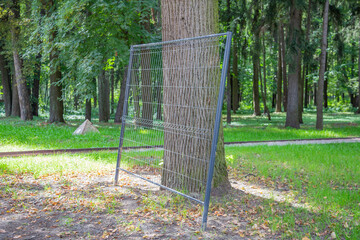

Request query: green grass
[
  {"left": 0, "top": 152, "right": 117, "bottom": 177},
  {"left": 226, "top": 143, "right": 360, "bottom": 238},
  {"left": 0, "top": 112, "right": 359, "bottom": 152}
]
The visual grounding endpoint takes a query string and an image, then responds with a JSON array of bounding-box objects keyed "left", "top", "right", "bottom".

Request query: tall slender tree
[
  {"left": 285, "top": 0, "right": 302, "bottom": 129},
  {"left": 98, "top": 68, "right": 110, "bottom": 122},
  {"left": 276, "top": 25, "right": 282, "bottom": 112},
  {"left": 280, "top": 23, "right": 288, "bottom": 112},
  {"left": 316, "top": 0, "right": 329, "bottom": 130},
  {"left": 356, "top": 33, "right": 360, "bottom": 114},
  {"left": 251, "top": 0, "right": 261, "bottom": 116},
  {"left": 10, "top": 0, "right": 33, "bottom": 121},
  {"left": 0, "top": 43, "right": 12, "bottom": 117},
  {"left": 47, "top": 0, "right": 64, "bottom": 123}
]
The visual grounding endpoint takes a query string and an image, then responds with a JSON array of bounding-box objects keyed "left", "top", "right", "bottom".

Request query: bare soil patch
[{"left": 0, "top": 170, "right": 284, "bottom": 240}]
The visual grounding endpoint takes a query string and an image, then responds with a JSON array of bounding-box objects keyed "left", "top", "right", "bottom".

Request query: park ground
[{"left": 0, "top": 112, "right": 359, "bottom": 239}]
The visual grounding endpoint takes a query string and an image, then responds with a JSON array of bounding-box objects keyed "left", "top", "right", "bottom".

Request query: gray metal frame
[{"left": 114, "top": 32, "right": 232, "bottom": 230}]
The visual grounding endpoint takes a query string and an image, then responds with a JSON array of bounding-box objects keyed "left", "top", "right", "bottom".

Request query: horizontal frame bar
[{"left": 132, "top": 33, "right": 228, "bottom": 48}]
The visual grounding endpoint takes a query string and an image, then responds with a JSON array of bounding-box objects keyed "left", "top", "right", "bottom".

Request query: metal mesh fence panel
[{"left": 115, "top": 32, "right": 232, "bottom": 228}]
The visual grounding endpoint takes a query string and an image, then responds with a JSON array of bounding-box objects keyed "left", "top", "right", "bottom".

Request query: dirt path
[{"left": 226, "top": 137, "right": 360, "bottom": 147}]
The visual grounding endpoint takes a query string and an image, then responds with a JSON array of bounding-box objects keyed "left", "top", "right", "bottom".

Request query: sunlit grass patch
[
  {"left": 225, "top": 143, "right": 360, "bottom": 238},
  {"left": 0, "top": 152, "right": 117, "bottom": 178}
]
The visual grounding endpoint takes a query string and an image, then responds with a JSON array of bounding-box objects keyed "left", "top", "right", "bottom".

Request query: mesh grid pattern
[{"left": 117, "top": 33, "right": 230, "bottom": 203}]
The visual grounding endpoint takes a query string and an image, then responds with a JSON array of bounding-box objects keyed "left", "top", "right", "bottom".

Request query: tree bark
[
  {"left": 98, "top": 68, "right": 110, "bottom": 122},
  {"left": 304, "top": 68, "right": 309, "bottom": 108},
  {"left": 49, "top": 30, "right": 64, "bottom": 123},
  {"left": 285, "top": 1, "right": 301, "bottom": 129},
  {"left": 110, "top": 67, "right": 115, "bottom": 114},
  {"left": 304, "top": 0, "right": 312, "bottom": 109},
  {"left": 280, "top": 23, "right": 288, "bottom": 112},
  {"left": 227, "top": 70, "right": 232, "bottom": 124},
  {"left": 31, "top": 8, "right": 44, "bottom": 117},
  {"left": 0, "top": 45, "right": 12, "bottom": 117},
  {"left": 161, "top": 0, "right": 230, "bottom": 192},
  {"left": 232, "top": 38, "right": 239, "bottom": 113},
  {"left": 356, "top": 34, "right": 360, "bottom": 113},
  {"left": 85, "top": 98, "right": 91, "bottom": 121},
  {"left": 93, "top": 77, "right": 97, "bottom": 108},
  {"left": 32, "top": 53, "right": 41, "bottom": 116},
  {"left": 114, "top": 67, "right": 128, "bottom": 123},
  {"left": 252, "top": 1, "right": 261, "bottom": 116},
  {"left": 275, "top": 26, "right": 282, "bottom": 112},
  {"left": 10, "top": 0, "right": 33, "bottom": 121},
  {"left": 261, "top": 35, "right": 270, "bottom": 120},
  {"left": 316, "top": 0, "right": 329, "bottom": 130},
  {"left": 48, "top": 0, "right": 64, "bottom": 123},
  {"left": 324, "top": 53, "right": 328, "bottom": 109},
  {"left": 11, "top": 77, "right": 20, "bottom": 117}
]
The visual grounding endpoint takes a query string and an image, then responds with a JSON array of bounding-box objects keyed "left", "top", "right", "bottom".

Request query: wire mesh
[{"left": 115, "top": 33, "right": 231, "bottom": 206}]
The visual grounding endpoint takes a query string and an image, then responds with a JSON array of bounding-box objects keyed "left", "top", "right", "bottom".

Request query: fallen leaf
[
  {"left": 0, "top": 229, "right": 6, "bottom": 233},
  {"left": 331, "top": 232, "right": 336, "bottom": 239},
  {"left": 302, "top": 237, "right": 310, "bottom": 240}
]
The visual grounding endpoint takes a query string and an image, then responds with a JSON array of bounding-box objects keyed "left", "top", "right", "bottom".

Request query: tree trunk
[
  {"left": 85, "top": 98, "right": 91, "bottom": 121},
  {"left": 356, "top": 34, "right": 360, "bottom": 113},
  {"left": 11, "top": 0, "right": 33, "bottom": 121},
  {"left": 114, "top": 67, "right": 128, "bottom": 123},
  {"left": 285, "top": 1, "right": 301, "bottom": 129},
  {"left": 93, "top": 78, "right": 97, "bottom": 108},
  {"left": 48, "top": 0, "right": 64, "bottom": 123},
  {"left": 226, "top": 70, "right": 232, "bottom": 124},
  {"left": 252, "top": 2, "right": 261, "bottom": 116},
  {"left": 161, "top": 0, "right": 230, "bottom": 192},
  {"left": 324, "top": 53, "right": 328, "bottom": 109},
  {"left": 232, "top": 39, "right": 239, "bottom": 113},
  {"left": 280, "top": 23, "right": 288, "bottom": 112},
  {"left": 275, "top": 26, "right": 282, "bottom": 112},
  {"left": 98, "top": 68, "right": 110, "bottom": 122},
  {"left": 261, "top": 35, "right": 270, "bottom": 120},
  {"left": 31, "top": 8, "right": 44, "bottom": 117},
  {"left": 304, "top": 68, "right": 309, "bottom": 108},
  {"left": 272, "top": 93, "right": 276, "bottom": 108},
  {"left": 298, "top": 61, "right": 304, "bottom": 124},
  {"left": 316, "top": 0, "right": 329, "bottom": 130},
  {"left": 32, "top": 53, "right": 41, "bottom": 116},
  {"left": 0, "top": 45, "right": 12, "bottom": 116},
  {"left": 304, "top": 0, "right": 312, "bottom": 109},
  {"left": 314, "top": 82, "right": 317, "bottom": 105},
  {"left": 74, "top": 88, "right": 79, "bottom": 110},
  {"left": 11, "top": 77, "right": 20, "bottom": 117},
  {"left": 49, "top": 30, "right": 64, "bottom": 123},
  {"left": 110, "top": 67, "right": 115, "bottom": 114}
]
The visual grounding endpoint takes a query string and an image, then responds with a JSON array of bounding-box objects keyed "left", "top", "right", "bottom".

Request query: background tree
[
  {"left": 316, "top": 0, "right": 329, "bottom": 130},
  {"left": 10, "top": 0, "right": 33, "bottom": 121},
  {"left": 285, "top": 0, "right": 302, "bottom": 129}
]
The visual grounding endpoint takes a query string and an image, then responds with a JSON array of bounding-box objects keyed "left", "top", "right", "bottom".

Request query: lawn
[{"left": 0, "top": 112, "right": 359, "bottom": 152}]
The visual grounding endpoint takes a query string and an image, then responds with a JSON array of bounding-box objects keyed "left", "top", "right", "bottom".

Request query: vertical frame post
[
  {"left": 114, "top": 47, "right": 134, "bottom": 185},
  {"left": 201, "top": 32, "right": 232, "bottom": 230}
]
